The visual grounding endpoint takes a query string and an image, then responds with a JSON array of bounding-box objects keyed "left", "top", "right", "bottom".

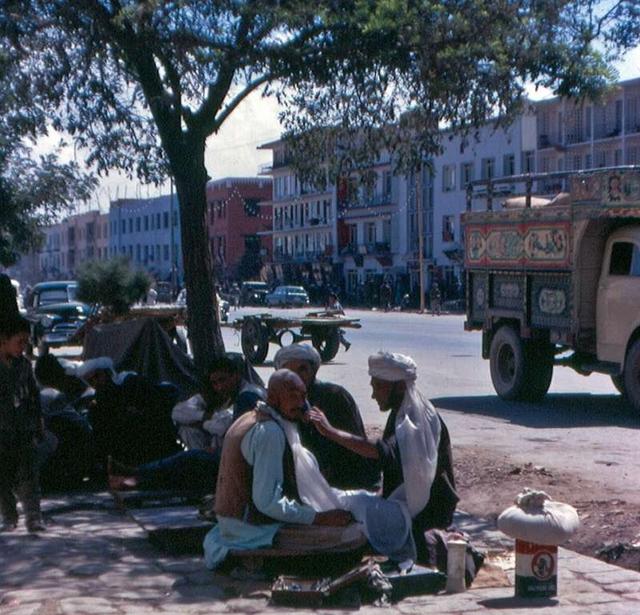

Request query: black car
[
  {"left": 27, "top": 281, "right": 91, "bottom": 353},
  {"left": 240, "top": 281, "right": 269, "bottom": 306}
]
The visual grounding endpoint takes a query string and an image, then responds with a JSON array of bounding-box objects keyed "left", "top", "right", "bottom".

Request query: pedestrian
[
  {"left": 0, "top": 315, "right": 46, "bottom": 532},
  {"left": 380, "top": 280, "right": 392, "bottom": 312},
  {"left": 231, "top": 283, "right": 240, "bottom": 311},
  {"left": 430, "top": 283, "right": 442, "bottom": 316}
]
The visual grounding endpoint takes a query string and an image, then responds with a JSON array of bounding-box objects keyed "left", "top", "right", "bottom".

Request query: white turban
[
  {"left": 368, "top": 352, "right": 417, "bottom": 382},
  {"left": 273, "top": 344, "right": 321, "bottom": 370},
  {"left": 75, "top": 357, "right": 115, "bottom": 379}
]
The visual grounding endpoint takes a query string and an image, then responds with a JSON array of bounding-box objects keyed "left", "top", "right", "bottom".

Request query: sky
[{"left": 73, "top": 44, "right": 640, "bottom": 214}]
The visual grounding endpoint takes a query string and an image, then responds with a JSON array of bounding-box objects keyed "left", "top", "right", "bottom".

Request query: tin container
[{"left": 515, "top": 539, "right": 558, "bottom": 597}]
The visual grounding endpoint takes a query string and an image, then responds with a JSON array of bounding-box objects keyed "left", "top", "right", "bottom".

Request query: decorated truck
[{"left": 462, "top": 167, "right": 640, "bottom": 412}]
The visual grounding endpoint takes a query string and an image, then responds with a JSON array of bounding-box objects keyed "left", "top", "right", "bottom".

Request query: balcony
[{"left": 339, "top": 191, "right": 393, "bottom": 209}]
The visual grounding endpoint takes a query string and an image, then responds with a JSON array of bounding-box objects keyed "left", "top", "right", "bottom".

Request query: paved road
[{"left": 223, "top": 307, "right": 640, "bottom": 504}]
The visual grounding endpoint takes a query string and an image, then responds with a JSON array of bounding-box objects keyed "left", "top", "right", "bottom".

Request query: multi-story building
[
  {"left": 258, "top": 140, "right": 337, "bottom": 298},
  {"left": 259, "top": 112, "right": 537, "bottom": 304},
  {"left": 205, "top": 177, "right": 272, "bottom": 283},
  {"left": 535, "top": 76, "right": 640, "bottom": 183},
  {"left": 108, "top": 195, "right": 183, "bottom": 284}
]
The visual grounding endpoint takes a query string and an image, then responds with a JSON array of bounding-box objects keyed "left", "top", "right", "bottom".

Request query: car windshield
[
  {"left": 38, "top": 288, "right": 74, "bottom": 305},
  {"left": 282, "top": 286, "right": 305, "bottom": 293},
  {"left": 244, "top": 282, "right": 268, "bottom": 290}
]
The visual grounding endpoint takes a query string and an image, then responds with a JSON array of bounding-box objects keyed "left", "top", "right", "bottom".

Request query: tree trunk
[{"left": 172, "top": 142, "right": 225, "bottom": 375}]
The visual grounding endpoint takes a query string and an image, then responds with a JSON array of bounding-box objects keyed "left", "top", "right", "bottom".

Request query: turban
[
  {"left": 75, "top": 357, "right": 115, "bottom": 379},
  {"left": 274, "top": 344, "right": 321, "bottom": 370},
  {"left": 368, "top": 352, "right": 417, "bottom": 382}
]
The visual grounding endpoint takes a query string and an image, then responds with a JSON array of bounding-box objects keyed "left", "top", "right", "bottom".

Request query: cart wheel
[
  {"left": 241, "top": 318, "right": 270, "bottom": 364},
  {"left": 312, "top": 328, "right": 340, "bottom": 362}
]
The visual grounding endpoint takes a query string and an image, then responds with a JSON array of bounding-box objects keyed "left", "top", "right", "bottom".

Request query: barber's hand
[
  {"left": 307, "top": 407, "right": 333, "bottom": 437},
  {"left": 313, "top": 509, "right": 353, "bottom": 526}
]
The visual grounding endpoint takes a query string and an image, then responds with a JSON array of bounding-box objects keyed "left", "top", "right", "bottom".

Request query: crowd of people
[{"left": 1, "top": 271, "right": 460, "bottom": 572}]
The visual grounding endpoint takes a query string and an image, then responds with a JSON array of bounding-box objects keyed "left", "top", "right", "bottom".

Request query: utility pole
[{"left": 416, "top": 162, "right": 426, "bottom": 313}]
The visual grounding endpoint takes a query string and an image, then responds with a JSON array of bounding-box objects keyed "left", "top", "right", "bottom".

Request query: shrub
[{"left": 76, "top": 257, "right": 151, "bottom": 316}]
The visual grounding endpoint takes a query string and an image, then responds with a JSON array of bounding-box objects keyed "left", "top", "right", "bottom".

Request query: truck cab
[{"left": 596, "top": 227, "right": 640, "bottom": 366}]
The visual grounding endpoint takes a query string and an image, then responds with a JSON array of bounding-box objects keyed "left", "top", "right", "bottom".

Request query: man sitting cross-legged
[{"left": 203, "top": 369, "right": 354, "bottom": 570}]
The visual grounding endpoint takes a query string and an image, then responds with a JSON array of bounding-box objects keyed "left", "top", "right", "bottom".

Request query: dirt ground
[{"left": 453, "top": 445, "right": 640, "bottom": 572}]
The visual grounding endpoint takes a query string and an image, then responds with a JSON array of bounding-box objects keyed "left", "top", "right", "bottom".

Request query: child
[{"left": 0, "top": 315, "right": 45, "bottom": 532}]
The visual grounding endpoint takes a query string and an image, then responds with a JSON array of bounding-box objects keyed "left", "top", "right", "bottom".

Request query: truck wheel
[
  {"left": 312, "top": 328, "right": 340, "bottom": 362},
  {"left": 525, "top": 341, "right": 554, "bottom": 402},
  {"left": 623, "top": 340, "right": 640, "bottom": 413},
  {"left": 611, "top": 374, "right": 626, "bottom": 396},
  {"left": 489, "top": 325, "right": 528, "bottom": 400},
  {"left": 241, "top": 318, "right": 269, "bottom": 364}
]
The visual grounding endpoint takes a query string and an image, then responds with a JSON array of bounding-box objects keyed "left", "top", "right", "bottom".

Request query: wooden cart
[{"left": 233, "top": 311, "right": 361, "bottom": 364}]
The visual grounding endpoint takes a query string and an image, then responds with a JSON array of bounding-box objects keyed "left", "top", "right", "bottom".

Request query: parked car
[
  {"left": 265, "top": 285, "right": 310, "bottom": 307},
  {"left": 26, "top": 281, "right": 91, "bottom": 353},
  {"left": 10, "top": 279, "right": 26, "bottom": 314},
  {"left": 176, "top": 289, "right": 229, "bottom": 322},
  {"left": 240, "top": 281, "right": 269, "bottom": 306}
]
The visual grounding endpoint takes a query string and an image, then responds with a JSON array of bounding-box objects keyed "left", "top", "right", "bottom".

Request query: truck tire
[
  {"left": 525, "top": 341, "right": 554, "bottom": 401},
  {"left": 623, "top": 339, "right": 640, "bottom": 413},
  {"left": 490, "top": 325, "right": 528, "bottom": 400},
  {"left": 611, "top": 374, "right": 626, "bottom": 396}
]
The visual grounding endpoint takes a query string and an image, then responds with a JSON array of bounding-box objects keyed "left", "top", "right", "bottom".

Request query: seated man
[
  {"left": 173, "top": 354, "right": 264, "bottom": 450},
  {"left": 34, "top": 355, "right": 93, "bottom": 489},
  {"left": 272, "top": 344, "right": 378, "bottom": 490},
  {"left": 77, "top": 357, "right": 182, "bottom": 469},
  {"left": 308, "top": 351, "right": 458, "bottom": 564},
  {"left": 108, "top": 356, "right": 266, "bottom": 495},
  {"left": 203, "top": 369, "right": 353, "bottom": 570}
]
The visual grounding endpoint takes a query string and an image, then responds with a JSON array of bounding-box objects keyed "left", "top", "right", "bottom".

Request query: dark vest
[{"left": 214, "top": 408, "right": 299, "bottom": 524}]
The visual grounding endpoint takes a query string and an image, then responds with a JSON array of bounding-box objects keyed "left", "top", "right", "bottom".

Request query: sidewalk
[{"left": 1, "top": 493, "right": 639, "bottom": 614}]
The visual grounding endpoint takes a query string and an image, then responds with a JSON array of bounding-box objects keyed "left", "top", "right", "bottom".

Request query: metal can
[{"left": 515, "top": 539, "right": 558, "bottom": 597}]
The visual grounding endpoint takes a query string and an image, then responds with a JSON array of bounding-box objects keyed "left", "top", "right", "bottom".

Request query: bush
[{"left": 76, "top": 257, "right": 151, "bottom": 316}]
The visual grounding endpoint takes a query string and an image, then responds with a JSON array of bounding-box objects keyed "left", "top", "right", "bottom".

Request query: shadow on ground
[{"left": 433, "top": 393, "right": 638, "bottom": 429}]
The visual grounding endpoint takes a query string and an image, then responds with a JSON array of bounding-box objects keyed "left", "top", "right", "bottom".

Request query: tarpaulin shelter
[{"left": 83, "top": 317, "right": 199, "bottom": 395}]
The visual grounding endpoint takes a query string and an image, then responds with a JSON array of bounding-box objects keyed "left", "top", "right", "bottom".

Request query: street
[{"left": 223, "top": 307, "right": 640, "bottom": 506}]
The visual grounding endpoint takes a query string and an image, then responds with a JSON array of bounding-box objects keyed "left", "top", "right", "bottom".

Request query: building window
[
  {"left": 442, "top": 164, "right": 456, "bottom": 192},
  {"left": 522, "top": 151, "right": 535, "bottom": 174},
  {"left": 163, "top": 212, "right": 169, "bottom": 228},
  {"left": 383, "top": 170, "right": 392, "bottom": 198},
  {"left": 365, "top": 222, "right": 376, "bottom": 245},
  {"left": 503, "top": 154, "right": 515, "bottom": 177},
  {"left": 442, "top": 215, "right": 455, "bottom": 242},
  {"left": 144, "top": 216, "right": 149, "bottom": 231},
  {"left": 481, "top": 157, "right": 495, "bottom": 180},
  {"left": 128, "top": 219, "right": 133, "bottom": 233},
  {"left": 460, "top": 162, "right": 474, "bottom": 187},
  {"left": 244, "top": 198, "right": 259, "bottom": 217},
  {"left": 121, "top": 220, "right": 126, "bottom": 234},
  {"left": 136, "top": 217, "right": 141, "bottom": 232},
  {"left": 163, "top": 245, "right": 169, "bottom": 261}
]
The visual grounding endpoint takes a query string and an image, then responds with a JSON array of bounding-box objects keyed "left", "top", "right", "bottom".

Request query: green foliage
[
  {"left": 76, "top": 257, "right": 151, "bottom": 316},
  {"left": 0, "top": 32, "right": 96, "bottom": 266}
]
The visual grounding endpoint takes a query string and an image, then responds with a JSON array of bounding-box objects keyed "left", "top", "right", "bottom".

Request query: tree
[
  {"left": 2, "top": 1, "right": 636, "bottom": 374},
  {"left": 76, "top": 257, "right": 150, "bottom": 316},
  {"left": 0, "top": 46, "right": 96, "bottom": 266}
]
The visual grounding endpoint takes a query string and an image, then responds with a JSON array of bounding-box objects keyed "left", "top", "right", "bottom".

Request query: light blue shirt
[{"left": 203, "top": 418, "right": 316, "bottom": 569}]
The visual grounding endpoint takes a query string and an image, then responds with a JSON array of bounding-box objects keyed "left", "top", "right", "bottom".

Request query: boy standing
[{"left": 0, "top": 315, "right": 45, "bottom": 532}]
